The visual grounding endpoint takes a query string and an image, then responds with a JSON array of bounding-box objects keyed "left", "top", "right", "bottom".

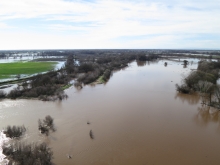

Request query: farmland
[{"left": 0, "top": 62, "right": 57, "bottom": 79}]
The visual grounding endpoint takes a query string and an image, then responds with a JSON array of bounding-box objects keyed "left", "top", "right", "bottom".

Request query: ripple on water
[
  {"left": 0, "top": 100, "right": 25, "bottom": 110},
  {"left": 0, "top": 114, "right": 6, "bottom": 120}
]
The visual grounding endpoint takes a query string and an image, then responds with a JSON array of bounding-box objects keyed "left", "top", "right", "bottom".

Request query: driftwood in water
[{"left": 89, "top": 130, "right": 94, "bottom": 139}]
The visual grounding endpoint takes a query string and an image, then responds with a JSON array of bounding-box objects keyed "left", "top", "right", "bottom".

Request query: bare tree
[
  {"left": 196, "top": 81, "right": 213, "bottom": 105},
  {"left": 38, "top": 115, "right": 55, "bottom": 136}
]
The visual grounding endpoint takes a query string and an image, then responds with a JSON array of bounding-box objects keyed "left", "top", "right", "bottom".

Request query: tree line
[{"left": 0, "top": 51, "right": 160, "bottom": 100}]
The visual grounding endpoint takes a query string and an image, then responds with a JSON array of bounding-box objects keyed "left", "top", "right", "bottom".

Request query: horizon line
[{"left": 0, "top": 48, "right": 220, "bottom": 51}]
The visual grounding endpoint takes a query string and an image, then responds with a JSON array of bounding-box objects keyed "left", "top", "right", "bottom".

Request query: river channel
[{"left": 1, "top": 59, "right": 220, "bottom": 165}]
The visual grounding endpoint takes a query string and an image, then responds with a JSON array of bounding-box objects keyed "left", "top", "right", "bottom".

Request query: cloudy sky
[{"left": 0, "top": 0, "right": 219, "bottom": 50}]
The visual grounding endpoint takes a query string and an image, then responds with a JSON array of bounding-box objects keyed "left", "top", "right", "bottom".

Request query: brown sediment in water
[{"left": 1, "top": 60, "right": 220, "bottom": 165}]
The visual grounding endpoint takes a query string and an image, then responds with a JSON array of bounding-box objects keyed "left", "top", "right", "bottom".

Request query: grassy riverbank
[{"left": 0, "top": 62, "right": 57, "bottom": 79}]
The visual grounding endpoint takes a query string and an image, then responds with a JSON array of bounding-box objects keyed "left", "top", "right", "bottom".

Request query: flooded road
[{"left": 1, "top": 59, "right": 220, "bottom": 165}]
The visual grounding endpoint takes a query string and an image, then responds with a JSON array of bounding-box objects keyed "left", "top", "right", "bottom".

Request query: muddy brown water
[{"left": 1, "top": 59, "right": 220, "bottom": 165}]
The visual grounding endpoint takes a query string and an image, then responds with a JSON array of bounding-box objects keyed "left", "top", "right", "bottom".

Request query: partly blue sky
[{"left": 0, "top": 0, "right": 219, "bottom": 50}]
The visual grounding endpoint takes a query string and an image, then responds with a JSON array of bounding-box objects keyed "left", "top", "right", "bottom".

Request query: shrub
[
  {"left": 184, "top": 71, "right": 217, "bottom": 89},
  {"left": 102, "top": 69, "right": 111, "bottom": 81},
  {"left": 7, "top": 88, "right": 22, "bottom": 99},
  {"left": 74, "top": 81, "right": 83, "bottom": 89},
  {"left": 23, "top": 89, "right": 37, "bottom": 97},
  {"left": 21, "top": 81, "right": 29, "bottom": 90},
  {"left": 3, "top": 142, "right": 53, "bottom": 165},
  {"left": 77, "top": 68, "right": 102, "bottom": 84},
  {"left": 79, "top": 63, "right": 95, "bottom": 73},
  {"left": 0, "top": 90, "right": 6, "bottom": 98},
  {"left": 56, "top": 91, "right": 68, "bottom": 101},
  {"left": 195, "top": 81, "right": 213, "bottom": 93},
  {"left": 176, "top": 84, "right": 191, "bottom": 94},
  {"left": 38, "top": 95, "right": 49, "bottom": 101},
  {"left": 38, "top": 115, "right": 55, "bottom": 136},
  {"left": 3, "top": 125, "right": 26, "bottom": 138},
  {"left": 65, "top": 55, "right": 75, "bottom": 74}
]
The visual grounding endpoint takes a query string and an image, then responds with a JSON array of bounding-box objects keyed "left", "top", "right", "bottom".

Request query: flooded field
[
  {"left": 1, "top": 59, "right": 220, "bottom": 165},
  {"left": 0, "top": 54, "right": 65, "bottom": 82}
]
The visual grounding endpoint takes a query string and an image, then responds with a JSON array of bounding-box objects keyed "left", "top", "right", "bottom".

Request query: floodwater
[{"left": 1, "top": 59, "right": 220, "bottom": 165}]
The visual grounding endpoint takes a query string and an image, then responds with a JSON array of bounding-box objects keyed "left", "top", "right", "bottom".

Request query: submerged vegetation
[
  {"left": 38, "top": 115, "right": 55, "bottom": 136},
  {"left": 3, "top": 125, "right": 26, "bottom": 138},
  {"left": 0, "top": 90, "right": 6, "bottom": 98},
  {"left": 3, "top": 142, "right": 53, "bottom": 165},
  {"left": 176, "top": 60, "right": 220, "bottom": 109},
  {"left": 2, "top": 115, "right": 55, "bottom": 164}
]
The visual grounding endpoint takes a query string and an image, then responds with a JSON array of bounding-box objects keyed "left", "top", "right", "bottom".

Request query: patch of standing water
[
  {"left": 0, "top": 84, "right": 18, "bottom": 94},
  {"left": 55, "top": 61, "right": 65, "bottom": 70},
  {"left": 0, "top": 57, "right": 35, "bottom": 63},
  {"left": 0, "top": 130, "right": 9, "bottom": 164}
]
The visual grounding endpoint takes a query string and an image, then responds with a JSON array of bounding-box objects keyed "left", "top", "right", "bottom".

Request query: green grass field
[{"left": 0, "top": 62, "right": 57, "bottom": 79}]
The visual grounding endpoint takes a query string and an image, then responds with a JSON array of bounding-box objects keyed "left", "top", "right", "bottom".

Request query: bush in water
[
  {"left": 38, "top": 115, "right": 55, "bottom": 136},
  {"left": 3, "top": 125, "right": 26, "bottom": 138},
  {"left": 3, "top": 142, "right": 53, "bottom": 165}
]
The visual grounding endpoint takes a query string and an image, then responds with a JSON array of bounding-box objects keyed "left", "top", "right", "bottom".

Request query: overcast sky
[{"left": 0, "top": 0, "right": 219, "bottom": 50}]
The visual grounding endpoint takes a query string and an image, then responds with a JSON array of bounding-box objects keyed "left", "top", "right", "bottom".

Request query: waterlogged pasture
[
  {"left": 0, "top": 62, "right": 57, "bottom": 79},
  {"left": 1, "top": 59, "right": 220, "bottom": 165}
]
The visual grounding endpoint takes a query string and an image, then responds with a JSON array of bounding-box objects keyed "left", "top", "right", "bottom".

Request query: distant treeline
[
  {"left": 1, "top": 49, "right": 220, "bottom": 58},
  {"left": 2, "top": 49, "right": 219, "bottom": 101}
]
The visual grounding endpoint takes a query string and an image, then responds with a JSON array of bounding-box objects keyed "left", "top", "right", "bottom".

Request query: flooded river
[{"left": 1, "top": 59, "right": 220, "bottom": 165}]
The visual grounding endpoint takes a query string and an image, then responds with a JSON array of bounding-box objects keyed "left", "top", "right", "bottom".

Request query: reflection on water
[
  {"left": 0, "top": 99, "right": 25, "bottom": 110},
  {"left": 0, "top": 84, "right": 18, "bottom": 94},
  {"left": 183, "top": 64, "right": 187, "bottom": 68},
  {"left": 136, "top": 60, "right": 159, "bottom": 67},
  {"left": 1, "top": 59, "right": 220, "bottom": 165},
  {"left": 175, "top": 92, "right": 200, "bottom": 105},
  {"left": 194, "top": 106, "right": 220, "bottom": 128},
  {"left": 136, "top": 60, "right": 146, "bottom": 67}
]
